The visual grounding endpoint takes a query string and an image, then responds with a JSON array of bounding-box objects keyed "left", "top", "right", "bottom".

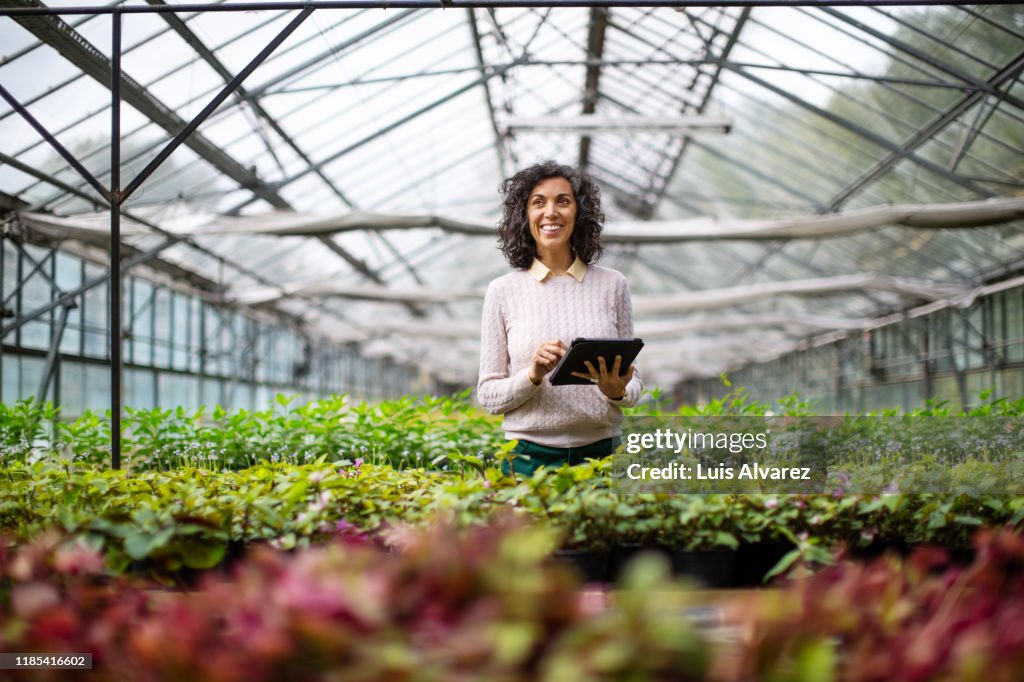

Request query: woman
[{"left": 477, "top": 160, "right": 643, "bottom": 475}]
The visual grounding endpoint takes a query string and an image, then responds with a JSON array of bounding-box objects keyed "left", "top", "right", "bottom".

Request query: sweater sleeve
[
  {"left": 609, "top": 274, "right": 644, "bottom": 408},
  {"left": 476, "top": 279, "right": 541, "bottom": 415}
]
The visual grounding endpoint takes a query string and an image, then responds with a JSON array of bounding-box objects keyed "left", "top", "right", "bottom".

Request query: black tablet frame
[{"left": 548, "top": 337, "right": 644, "bottom": 386}]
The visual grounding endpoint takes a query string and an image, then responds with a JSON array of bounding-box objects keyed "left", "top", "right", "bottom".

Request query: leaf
[
  {"left": 763, "top": 549, "right": 802, "bottom": 582},
  {"left": 714, "top": 531, "right": 739, "bottom": 549},
  {"left": 796, "top": 638, "right": 836, "bottom": 682},
  {"left": 58, "top": 506, "right": 77, "bottom": 531},
  {"left": 491, "top": 623, "right": 538, "bottom": 666},
  {"left": 180, "top": 541, "right": 227, "bottom": 569},
  {"left": 123, "top": 527, "right": 174, "bottom": 560},
  {"left": 927, "top": 511, "right": 948, "bottom": 530},
  {"left": 462, "top": 455, "right": 485, "bottom": 473}
]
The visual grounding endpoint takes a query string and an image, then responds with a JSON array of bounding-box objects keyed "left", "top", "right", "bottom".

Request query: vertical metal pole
[
  {"left": 921, "top": 318, "right": 934, "bottom": 402},
  {"left": 0, "top": 228, "right": 6, "bottom": 397},
  {"left": 111, "top": 9, "right": 123, "bottom": 470},
  {"left": 36, "top": 303, "right": 73, "bottom": 403}
]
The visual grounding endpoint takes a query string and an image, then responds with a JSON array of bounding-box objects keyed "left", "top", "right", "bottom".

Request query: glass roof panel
[{"left": 1, "top": 2, "right": 1022, "bottom": 388}]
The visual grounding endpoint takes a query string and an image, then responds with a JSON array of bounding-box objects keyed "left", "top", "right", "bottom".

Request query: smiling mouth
[{"left": 539, "top": 224, "right": 563, "bottom": 233}]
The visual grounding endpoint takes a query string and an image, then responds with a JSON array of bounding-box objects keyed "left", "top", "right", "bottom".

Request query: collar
[{"left": 528, "top": 256, "right": 587, "bottom": 283}]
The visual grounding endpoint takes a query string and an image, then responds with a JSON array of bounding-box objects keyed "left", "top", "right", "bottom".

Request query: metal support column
[
  {"left": 921, "top": 318, "right": 934, "bottom": 402},
  {"left": 111, "top": 8, "right": 123, "bottom": 469},
  {"left": 947, "top": 310, "right": 969, "bottom": 409},
  {"left": 35, "top": 302, "right": 75, "bottom": 403}
]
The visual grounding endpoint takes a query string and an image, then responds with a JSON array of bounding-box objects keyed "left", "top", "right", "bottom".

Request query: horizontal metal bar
[
  {"left": 505, "top": 114, "right": 732, "bottom": 133},
  {"left": 0, "top": 2, "right": 1003, "bottom": 17}
]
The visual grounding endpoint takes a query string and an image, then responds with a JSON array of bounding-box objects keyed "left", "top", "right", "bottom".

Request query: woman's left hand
[{"left": 571, "top": 355, "right": 633, "bottom": 400}]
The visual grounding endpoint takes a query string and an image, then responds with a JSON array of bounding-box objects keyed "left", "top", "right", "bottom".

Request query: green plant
[{"left": 0, "top": 399, "right": 57, "bottom": 465}]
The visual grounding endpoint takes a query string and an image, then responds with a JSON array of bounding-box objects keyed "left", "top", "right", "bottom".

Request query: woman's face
[{"left": 527, "top": 176, "right": 576, "bottom": 257}]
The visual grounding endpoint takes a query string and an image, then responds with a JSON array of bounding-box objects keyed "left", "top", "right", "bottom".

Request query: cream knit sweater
[{"left": 476, "top": 264, "right": 643, "bottom": 447}]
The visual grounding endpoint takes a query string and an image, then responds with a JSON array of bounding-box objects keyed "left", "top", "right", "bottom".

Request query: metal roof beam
[
  {"left": 578, "top": 7, "right": 608, "bottom": 171},
  {"left": 0, "top": 151, "right": 104, "bottom": 209},
  {"left": 872, "top": 6, "right": 997, "bottom": 72},
  {"left": 144, "top": 0, "right": 292, "bottom": 180},
  {"left": 0, "top": 83, "right": 110, "bottom": 203},
  {"left": 722, "top": 63, "right": 994, "bottom": 200},
  {"left": 655, "top": 7, "right": 749, "bottom": 209},
  {"left": 144, "top": 0, "right": 364, "bottom": 213},
  {"left": 120, "top": 7, "right": 314, "bottom": 203},
  {"left": 788, "top": 8, "right": 1024, "bottom": 150},
  {"left": 6, "top": 0, "right": 295, "bottom": 210},
  {"left": 827, "top": 48, "right": 1024, "bottom": 210},
  {"left": 1, "top": 2, "right": 989, "bottom": 17},
  {"left": 687, "top": 138, "right": 826, "bottom": 211},
  {"left": 820, "top": 7, "right": 1024, "bottom": 113},
  {"left": 954, "top": 5, "right": 1024, "bottom": 43},
  {"left": 729, "top": 10, "right": 1024, "bottom": 168},
  {"left": 466, "top": 8, "right": 512, "bottom": 177},
  {"left": 259, "top": 60, "right": 520, "bottom": 202},
  {"left": 595, "top": 12, "right": 726, "bottom": 213},
  {"left": 235, "top": 9, "right": 420, "bottom": 100},
  {"left": 663, "top": 100, "right": 999, "bottom": 287},
  {"left": 8, "top": 2, "right": 417, "bottom": 296},
  {"left": 35, "top": 9, "right": 433, "bottom": 215}
]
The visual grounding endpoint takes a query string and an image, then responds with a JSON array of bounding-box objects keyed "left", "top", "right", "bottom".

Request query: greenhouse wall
[
  {"left": 687, "top": 280, "right": 1024, "bottom": 413},
  {"left": 1, "top": 239, "right": 422, "bottom": 418}
]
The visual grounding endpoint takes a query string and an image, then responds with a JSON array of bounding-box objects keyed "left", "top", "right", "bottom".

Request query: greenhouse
[{"left": 1, "top": 1, "right": 1023, "bottom": 680}]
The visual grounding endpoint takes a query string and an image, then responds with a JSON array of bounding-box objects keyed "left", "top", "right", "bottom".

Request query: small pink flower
[
  {"left": 765, "top": 498, "right": 778, "bottom": 509},
  {"left": 335, "top": 519, "right": 358, "bottom": 534},
  {"left": 483, "top": 480, "right": 492, "bottom": 489}
]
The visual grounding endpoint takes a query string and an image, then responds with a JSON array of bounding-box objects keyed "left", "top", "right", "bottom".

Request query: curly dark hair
[{"left": 497, "top": 160, "right": 605, "bottom": 269}]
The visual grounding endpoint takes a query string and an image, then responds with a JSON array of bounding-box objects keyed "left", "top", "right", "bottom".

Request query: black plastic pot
[
  {"left": 850, "top": 542, "right": 975, "bottom": 571},
  {"left": 735, "top": 542, "right": 793, "bottom": 586},
  {"left": 669, "top": 549, "right": 737, "bottom": 589},
  {"left": 849, "top": 540, "right": 911, "bottom": 561},
  {"left": 552, "top": 548, "right": 610, "bottom": 583}
]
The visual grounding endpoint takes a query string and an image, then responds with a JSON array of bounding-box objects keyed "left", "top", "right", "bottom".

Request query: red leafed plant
[
  {"left": 731, "top": 526, "right": 1024, "bottom": 682},
  {"left": 1, "top": 518, "right": 708, "bottom": 682}
]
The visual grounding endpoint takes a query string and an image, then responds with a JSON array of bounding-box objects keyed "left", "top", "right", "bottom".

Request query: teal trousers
[{"left": 504, "top": 437, "right": 620, "bottom": 476}]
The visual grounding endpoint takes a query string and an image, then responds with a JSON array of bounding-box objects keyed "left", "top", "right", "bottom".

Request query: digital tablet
[{"left": 548, "top": 337, "right": 644, "bottom": 386}]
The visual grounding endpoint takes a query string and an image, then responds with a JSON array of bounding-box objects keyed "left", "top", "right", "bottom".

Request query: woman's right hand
[{"left": 528, "top": 340, "right": 568, "bottom": 385}]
